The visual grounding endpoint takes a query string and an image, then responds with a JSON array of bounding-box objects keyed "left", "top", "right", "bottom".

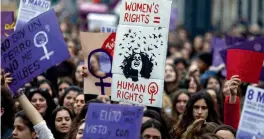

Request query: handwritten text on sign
[
  {"left": 1, "top": 9, "right": 70, "bottom": 93},
  {"left": 111, "top": 74, "right": 163, "bottom": 107},
  {"left": 83, "top": 103, "right": 143, "bottom": 139},
  {"left": 119, "top": 0, "right": 172, "bottom": 27}
]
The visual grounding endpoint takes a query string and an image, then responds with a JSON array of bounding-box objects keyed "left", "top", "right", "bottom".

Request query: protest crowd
[{"left": 1, "top": 0, "right": 264, "bottom": 139}]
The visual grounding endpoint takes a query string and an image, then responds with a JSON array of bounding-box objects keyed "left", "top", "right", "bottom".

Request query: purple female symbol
[{"left": 88, "top": 48, "right": 112, "bottom": 95}]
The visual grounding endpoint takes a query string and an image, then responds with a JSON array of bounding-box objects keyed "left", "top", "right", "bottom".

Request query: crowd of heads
[{"left": 1, "top": 5, "right": 264, "bottom": 139}]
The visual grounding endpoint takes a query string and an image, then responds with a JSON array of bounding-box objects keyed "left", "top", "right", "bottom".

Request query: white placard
[
  {"left": 87, "top": 13, "right": 118, "bottom": 31},
  {"left": 111, "top": 74, "right": 163, "bottom": 107},
  {"left": 119, "top": 0, "right": 172, "bottom": 27},
  {"left": 237, "top": 86, "right": 264, "bottom": 139},
  {"left": 15, "top": 0, "right": 50, "bottom": 30},
  {"left": 112, "top": 25, "right": 168, "bottom": 80}
]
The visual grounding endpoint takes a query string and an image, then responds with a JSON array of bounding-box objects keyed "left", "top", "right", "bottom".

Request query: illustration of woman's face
[{"left": 131, "top": 54, "right": 142, "bottom": 71}]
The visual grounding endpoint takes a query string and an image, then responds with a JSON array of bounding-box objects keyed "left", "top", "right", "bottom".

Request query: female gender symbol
[
  {"left": 148, "top": 82, "right": 158, "bottom": 104},
  {"left": 87, "top": 48, "right": 112, "bottom": 95}
]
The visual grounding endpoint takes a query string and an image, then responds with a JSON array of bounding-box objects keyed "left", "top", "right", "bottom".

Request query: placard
[
  {"left": 15, "top": 0, "right": 50, "bottom": 30},
  {"left": 119, "top": 0, "right": 172, "bottom": 27},
  {"left": 83, "top": 103, "right": 143, "bottom": 139},
  {"left": 100, "top": 26, "right": 117, "bottom": 33},
  {"left": 1, "top": 9, "right": 70, "bottom": 93},
  {"left": 237, "top": 86, "right": 264, "bottom": 139},
  {"left": 225, "top": 37, "right": 264, "bottom": 83},
  {"left": 111, "top": 74, "right": 163, "bottom": 106},
  {"left": 1, "top": 11, "right": 15, "bottom": 39},
  {"left": 80, "top": 32, "right": 116, "bottom": 96},
  {"left": 221, "top": 35, "right": 264, "bottom": 81},
  {"left": 111, "top": 0, "right": 171, "bottom": 107},
  {"left": 112, "top": 25, "right": 168, "bottom": 80},
  {"left": 87, "top": 13, "right": 118, "bottom": 32}
]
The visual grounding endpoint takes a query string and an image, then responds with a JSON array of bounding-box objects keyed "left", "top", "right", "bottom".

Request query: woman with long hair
[
  {"left": 27, "top": 87, "right": 57, "bottom": 124},
  {"left": 50, "top": 107, "right": 73, "bottom": 139},
  {"left": 171, "top": 89, "right": 190, "bottom": 127},
  {"left": 164, "top": 64, "right": 179, "bottom": 96},
  {"left": 173, "top": 91, "right": 221, "bottom": 138},
  {"left": 59, "top": 86, "right": 82, "bottom": 114},
  {"left": 205, "top": 88, "right": 224, "bottom": 121}
]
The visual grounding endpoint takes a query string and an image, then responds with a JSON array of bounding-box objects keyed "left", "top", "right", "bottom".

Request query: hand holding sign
[
  {"left": 227, "top": 75, "right": 241, "bottom": 104},
  {"left": 1, "top": 9, "right": 70, "bottom": 93}
]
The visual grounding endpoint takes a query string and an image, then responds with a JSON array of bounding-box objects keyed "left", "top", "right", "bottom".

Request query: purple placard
[
  {"left": 83, "top": 103, "right": 143, "bottom": 139},
  {"left": 169, "top": 8, "right": 177, "bottom": 31},
  {"left": 212, "top": 37, "right": 226, "bottom": 66},
  {"left": 225, "top": 34, "right": 248, "bottom": 46},
  {"left": 1, "top": 9, "right": 70, "bottom": 93},
  {"left": 1, "top": 11, "right": 15, "bottom": 40},
  {"left": 220, "top": 36, "right": 264, "bottom": 81}
]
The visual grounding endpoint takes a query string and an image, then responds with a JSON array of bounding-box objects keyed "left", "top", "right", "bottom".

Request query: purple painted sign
[
  {"left": 1, "top": 9, "right": 70, "bottom": 93},
  {"left": 220, "top": 36, "right": 264, "bottom": 81},
  {"left": 169, "top": 8, "right": 177, "bottom": 31},
  {"left": 1, "top": 11, "right": 15, "bottom": 40},
  {"left": 212, "top": 37, "right": 226, "bottom": 67},
  {"left": 83, "top": 103, "right": 143, "bottom": 139}
]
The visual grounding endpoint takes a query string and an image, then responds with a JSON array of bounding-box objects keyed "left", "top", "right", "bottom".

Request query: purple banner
[
  {"left": 169, "top": 8, "right": 178, "bottom": 31},
  {"left": 83, "top": 103, "right": 143, "bottom": 139},
  {"left": 1, "top": 11, "right": 15, "bottom": 40},
  {"left": 220, "top": 36, "right": 264, "bottom": 81},
  {"left": 212, "top": 37, "right": 226, "bottom": 66},
  {"left": 1, "top": 9, "right": 70, "bottom": 93}
]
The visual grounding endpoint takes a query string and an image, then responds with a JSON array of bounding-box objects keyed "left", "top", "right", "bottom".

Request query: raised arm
[
  {"left": 224, "top": 75, "right": 241, "bottom": 129},
  {"left": 3, "top": 71, "right": 54, "bottom": 139}
]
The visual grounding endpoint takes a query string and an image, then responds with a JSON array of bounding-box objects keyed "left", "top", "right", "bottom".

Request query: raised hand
[
  {"left": 1, "top": 69, "right": 13, "bottom": 88},
  {"left": 227, "top": 75, "right": 241, "bottom": 103},
  {"left": 228, "top": 75, "right": 241, "bottom": 96}
]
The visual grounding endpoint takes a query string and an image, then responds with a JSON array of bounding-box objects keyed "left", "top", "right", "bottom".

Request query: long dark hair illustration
[{"left": 120, "top": 51, "right": 154, "bottom": 82}]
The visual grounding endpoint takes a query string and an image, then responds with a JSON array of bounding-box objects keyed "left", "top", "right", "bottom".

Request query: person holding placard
[{"left": 2, "top": 72, "right": 54, "bottom": 139}]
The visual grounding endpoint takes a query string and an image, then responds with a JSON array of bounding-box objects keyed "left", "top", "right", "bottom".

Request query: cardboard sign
[
  {"left": 119, "top": 0, "right": 172, "bottom": 27},
  {"left": 15, "top": 0, "right": 50, "bottom": 30},
  {"left": 80, "top": 32, "right": 116, "bottom": 96},
  {"left": 237, "top": 86, "right": 264, "bottom": 139},
  {"left": 83, "top": 103, "right": 143, "bottom": 139},
  {"left": 1, "top": 11, "right": 15, "bottom": 39},
  {"left": 1, "top": 9, "right": 70, "bottom": 93},
  {"left": 112, "top": 25, "right": 168, "bottom": 80},
  {"left": 111, "top": 0, "right": 171, "bottom": 107},
  {"left": 224, "top": 37, "right": 264, "bottom": 83}
]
